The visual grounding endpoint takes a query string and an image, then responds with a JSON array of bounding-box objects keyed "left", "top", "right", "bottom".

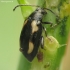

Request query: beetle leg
[
  {"left": 51, "top": 24, "right": 57, "bottom": 28},
  {"left": 50, "top": 18, "right": 61, "bottom": 28},
  {"left": 42, "top": 21, "right": 59, "bottom": 28},
  {"left": 43, "top": 27, "right": 52, "bottom": 41},
  {"left": 42, "top": 22, "right": 53, "bottom": 27},
  {"left": 40, "top": 36, "right": 44, "bottom": 49},
  {"left": 42, "top": 27, "right": 47, "bottom": 37},
  {"left": 19, "top": 48, "right": 24, "bottom": 52}
]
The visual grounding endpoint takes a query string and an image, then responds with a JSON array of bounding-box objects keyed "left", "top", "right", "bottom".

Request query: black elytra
[
  {"left": 13, "top": 5, "right": 58, "bottom": 62},
  {"left": 20, "top": 8, "right": 47, "bottom": 61}
]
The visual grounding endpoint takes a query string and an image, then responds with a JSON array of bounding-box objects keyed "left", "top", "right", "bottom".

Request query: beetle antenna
[
  {"left": 13, "top": 4, "right": 39, "bottom": 11},
  {"left": 44, "top": 8, "right": 59, "bottom": 18}
]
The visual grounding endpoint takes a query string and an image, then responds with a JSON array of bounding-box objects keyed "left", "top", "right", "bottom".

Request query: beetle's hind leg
[
  {"left": 40, "top": 36, "right": 48, "bottom": 50},
  {"left": 19, "top": 47, "right": 24, "bottom": 52},
  {"left": 40, "top": 36, "right": 44, "bottom": 49},
  {"left": 42, "top": 27, "right": 47, "bottom": 37}
]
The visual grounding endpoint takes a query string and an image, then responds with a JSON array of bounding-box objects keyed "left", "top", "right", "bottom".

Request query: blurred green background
[
  {"left": 0, "top": 0, "right": 36, "bottom": 70},
  {"left": 0, "top": 0, "right": 22, "bottom": 70}
]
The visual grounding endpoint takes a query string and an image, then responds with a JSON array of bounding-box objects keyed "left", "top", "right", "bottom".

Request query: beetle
[{"left": 13, "top": 4, "right": 59, "bottom": 62}]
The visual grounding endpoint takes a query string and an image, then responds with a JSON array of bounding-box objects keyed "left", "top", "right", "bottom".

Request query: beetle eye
[
  {"left": 42, "top": 10, "right": 47, "bottom": 14},
  {"left": 36, "top": 8, "right": 41, "bottom": 11},
  {"left": 36, "top": 9, "right": 39, "bottom": 11}
]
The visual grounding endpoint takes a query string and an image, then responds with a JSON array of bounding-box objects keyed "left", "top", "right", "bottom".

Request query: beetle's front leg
[
  {"left": 42, "top": 21, "right": 58, "bottom": 28},
  {"left": 42, "top": 21, "right": 53, "bottom": 27}
]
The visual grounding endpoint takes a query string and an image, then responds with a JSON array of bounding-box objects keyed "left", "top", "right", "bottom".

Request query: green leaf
[
  {"left": 17, "top": 54, "right": 31, "bottom": 70},
  {"left": 17, "top": 0, "right": 33, "bottom": 19},
  {"left": 31, "top": 36, "right": 59, "bottom": 70}
]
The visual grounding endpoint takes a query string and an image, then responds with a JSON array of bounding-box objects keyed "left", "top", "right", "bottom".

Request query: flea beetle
[{"left": 13, "top": 4, "right": 59, "bottom": 62}]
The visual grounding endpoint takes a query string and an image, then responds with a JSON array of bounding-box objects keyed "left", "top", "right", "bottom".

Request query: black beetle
[{"left": 13, "top": 4, "right": 58, "bottom": 62}]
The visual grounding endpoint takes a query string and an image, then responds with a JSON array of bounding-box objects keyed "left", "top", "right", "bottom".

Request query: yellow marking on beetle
[
  {"left": 31, "top": 20, "right": 38, "bottom": 33},
  {"left": 27, "top": 41, "right": 34, "bottom": 54}
]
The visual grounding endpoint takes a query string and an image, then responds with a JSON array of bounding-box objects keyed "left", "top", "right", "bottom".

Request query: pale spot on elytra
[
  {"left": 27, "top": 41, "right": 34, "bottom": 54},
  {"left": 31, "top": 20, "right": 38, "bottom": 33}
]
